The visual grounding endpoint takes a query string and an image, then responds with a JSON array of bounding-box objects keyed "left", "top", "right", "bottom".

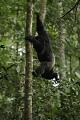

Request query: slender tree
[
  {"left": 57, "top": 2, "right": 66, "bottom": 120},
  {"left": 40, "top": 1, "right": 52, "bottom": 119},
  {"left": 77, "top": 28, "right": 80, "bottom": 65},
  {"left": 40, "top": 0, "right": 47, "bottom": 22},
  {"left": 57, "top": 2, "right": 66, "bottom": 80},
  {"left": 24, "top": 0, "right": 35, "bottom": 120}
]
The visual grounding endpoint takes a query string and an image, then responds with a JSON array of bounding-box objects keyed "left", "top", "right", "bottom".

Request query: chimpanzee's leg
[{"left": 32, "top": 63, "right": 46, "bottom": 77}]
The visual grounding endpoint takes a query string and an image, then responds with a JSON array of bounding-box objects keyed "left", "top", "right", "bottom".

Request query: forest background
[{"left": 0, "top": 0, "right": 80, "bottom": 120}]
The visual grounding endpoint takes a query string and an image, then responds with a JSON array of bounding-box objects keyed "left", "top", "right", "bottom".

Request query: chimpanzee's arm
[
  {"left": 36, "top": 14, "right": 46, "bottom": 35},
  {"left": 32, "top": 63, "right": 46, "bottom": 77},
  {"left": 25, "top": 35, "right": 40, "bottom": 45},
  {"left": 25, "top": 35, "right": 44, "bottom": 51}
]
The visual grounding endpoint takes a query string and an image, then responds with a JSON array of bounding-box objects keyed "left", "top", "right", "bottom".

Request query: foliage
[{"left": 0, "top": 0, "right": 80, "bottom": 120}]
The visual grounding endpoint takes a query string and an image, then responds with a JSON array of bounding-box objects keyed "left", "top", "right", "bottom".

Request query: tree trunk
[
  {"left": 24, "top": 0, "right": 34, "bottom": 120},
  {"left": 77, "top": 28, "right": 80, "bottom": 65},
  {"left": 40, "top": 0, "right": 47, "bottom": 22},
  {"left": 57, "top": 2, "right": 66, "bottom": 120},
  {"left": 40, "top": 0, "right": 49, "bottom": 119},
  {"left": 57, "top": 2, "right": 66, "bottom": 80}
]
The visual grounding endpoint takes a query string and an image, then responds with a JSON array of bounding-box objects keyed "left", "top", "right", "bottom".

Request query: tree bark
[
  {"left": 40, "top": 0, "right": 47, "bottom": 22},
  {"left": 57, "top": 2, "right": 66, "bottom": 120},
  {"left": 57, "top": 2, "right": 66, "bottom": 80},
  {"left": 24, "top": 0, "right": 34, "bottom": 120},
  {"left": 77, "top": 28, "right": 80, "bottom": 65},
  {"left": 40, "top": 0, "right": 50, "bottom": 119}
]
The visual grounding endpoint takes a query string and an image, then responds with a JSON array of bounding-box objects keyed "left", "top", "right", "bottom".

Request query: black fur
[{"left": 25, "top": 13, "right": 58, "bottom": 80}]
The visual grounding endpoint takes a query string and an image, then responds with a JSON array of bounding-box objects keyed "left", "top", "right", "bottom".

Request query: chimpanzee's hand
[{"left": 25, "top": 35, "right": 33, "bottom": 41}]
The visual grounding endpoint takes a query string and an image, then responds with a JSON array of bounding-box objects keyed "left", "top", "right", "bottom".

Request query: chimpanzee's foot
[{"left": 32, "top": 71, "right": 38, "bottom": 77}]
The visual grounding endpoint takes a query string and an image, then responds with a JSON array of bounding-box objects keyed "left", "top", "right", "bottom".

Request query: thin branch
[{"left": 60, "top": 0, "right": 80, "bottom": 19}]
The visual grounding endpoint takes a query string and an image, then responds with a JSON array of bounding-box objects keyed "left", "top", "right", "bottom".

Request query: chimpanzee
[{"left": 25, "top": 13, "right": 59, "bottom": 80}]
